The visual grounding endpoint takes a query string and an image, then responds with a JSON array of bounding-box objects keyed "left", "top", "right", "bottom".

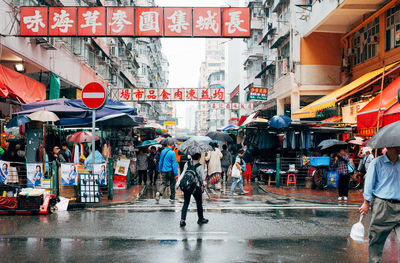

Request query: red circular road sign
[{"left": 82, "top": 82, "right": 107, "bottom": 110}]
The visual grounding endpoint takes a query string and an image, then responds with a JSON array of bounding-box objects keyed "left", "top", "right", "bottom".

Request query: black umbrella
[
  {"left": 367, "top": 120, "right": 400, "bottom": 148},
  {"left": 206, "top": 131, "right": 233, "bottom": 143},
  {"left": 320, "top": 139, "right": 348, "bottom": 152},
  {"left": 175, "top": 135, "right": 190, "bottom": 142},
  {"left": 178, "top": 139, "right": 212, "bottom": 156}
]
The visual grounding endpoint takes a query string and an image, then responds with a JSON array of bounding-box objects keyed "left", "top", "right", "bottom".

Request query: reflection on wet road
[{"left": 0, "top": 185, "right": 398, "bottom": 263}]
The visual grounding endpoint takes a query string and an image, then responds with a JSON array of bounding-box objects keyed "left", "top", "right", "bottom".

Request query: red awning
[
  {"left": 357, "top": 75, "right": 400, "bottom": 129},
  {"left": 238, "top": 115, "right": 248, "bottom": 126},
  {"left": 383, "top": 102, "right": 400, "bottom": 127},
  {"left": 0, "top": 65, "right": 46, "bottom": 103}
]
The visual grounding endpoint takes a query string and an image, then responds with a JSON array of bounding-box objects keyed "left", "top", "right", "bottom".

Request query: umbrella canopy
[
  {"left": 367, "top": 120, "right": 400, "bottom": 148},
  {"left": 318, "top": 139, "right": 340, "bottom": 148},
  {"left": 269, "top": 115, "right": 292, "bottom": 129},
  {"left": 137, "top": 140, "right": 158, "bottom": 148},
  {"left": 96, "top": 113, "right": 142, "bottom": 128},
  {"left": 27, "top": 110, "right": 59, "bottom": 122},
  {"left": 222, "top": 124, "right": 239, "bottom": 131},
  {"left": 320, "top": 139, "right": 348, "bottom": 152},
  {"left": 6, "top": 115, "right": 30, "bottom": 128},
  {"left": 206, "top": 131, "right": 233, "bottom": 143},
  {"left": 15, "top": 105, "right": 88, "bottom": 119},
  {"left": 190, "top": 136, "right": 213, "bottom": 143},
  {"left": 178, "top": 139, "right": 213, "bottom": 156},
  {"left": 68, "top": 131, "right": 100, "bottom": 143},
  {"left": 175, "top": 135, "right": 190, "bottom": 142},
  {"left": 147, "top": 123, "right": 163, "bottom": 129}
]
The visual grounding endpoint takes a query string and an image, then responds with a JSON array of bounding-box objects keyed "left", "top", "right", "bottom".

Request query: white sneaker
[
  {"left": 155, "top": 192, "right": 160, "bottom": 203},
  {"left": 343, "top": 196, "right": 348, "bottom": 201},
  {"left": 338, "top": 197, "right": 343, "bottom": 201}
]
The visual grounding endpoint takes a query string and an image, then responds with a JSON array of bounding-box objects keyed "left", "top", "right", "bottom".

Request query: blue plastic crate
[{"left": 309, "top": 157, "right": 330, "bottom": 167}]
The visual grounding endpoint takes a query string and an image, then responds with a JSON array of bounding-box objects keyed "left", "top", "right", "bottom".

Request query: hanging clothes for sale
[{"left": 283, "top": 132, "right": 288, "bottom": 149}]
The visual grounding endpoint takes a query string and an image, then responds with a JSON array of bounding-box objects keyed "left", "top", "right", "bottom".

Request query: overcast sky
[{"left": 155, "top": 0, "right": 227, "bottom": 129}]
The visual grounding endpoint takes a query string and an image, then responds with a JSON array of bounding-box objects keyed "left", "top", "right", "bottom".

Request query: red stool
[
  {"left": 287, "top": 174, "right": 296, "bottom": 187},
  {"left": 268, "top": 173, "right": 276, "bottom": 186}
]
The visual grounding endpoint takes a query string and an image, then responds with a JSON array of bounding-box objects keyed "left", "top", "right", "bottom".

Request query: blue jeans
[{"left": 230, "top": 174, "right": 245, "bottom": 194}]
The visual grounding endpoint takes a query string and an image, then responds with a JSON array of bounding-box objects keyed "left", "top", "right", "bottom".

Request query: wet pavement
[{"left": 0, "top": 182, "right": 398, "bottom": 263}]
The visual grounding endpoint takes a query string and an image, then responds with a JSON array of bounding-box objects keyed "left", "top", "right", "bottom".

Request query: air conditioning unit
[
  {"left": 95, "top": 50, "right": 102, "bottom": 57},
  {"left": 84, "top": 37, "right": 92, "bottom": 45}
]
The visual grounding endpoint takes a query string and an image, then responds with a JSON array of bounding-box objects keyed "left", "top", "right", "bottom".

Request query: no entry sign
[{"left": 82, "top": 82, "right": 107, "bottom": 110}]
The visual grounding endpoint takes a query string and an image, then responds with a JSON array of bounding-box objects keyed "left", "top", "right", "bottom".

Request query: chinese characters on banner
[
  {"left": 118, "top": 88, "right": 225, "bottom": 101},
  {"left": 20, "top": 7, "right": 250, "bottom": 37},
  {"left": 211, "top": 103, "right": 253, "bottom": 110}
]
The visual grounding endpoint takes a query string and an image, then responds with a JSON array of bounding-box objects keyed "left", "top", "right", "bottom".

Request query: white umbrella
[
  {"left": 27, "top": 110, "right": 59, "bottom": 122},
  {"left": 241, "top": 112, "right": 257, "bottom": 127}
]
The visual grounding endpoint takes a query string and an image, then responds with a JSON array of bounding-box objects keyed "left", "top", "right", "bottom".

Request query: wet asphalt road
[{"left": 0, "top": 184, "right": 398, "bottom": 263}]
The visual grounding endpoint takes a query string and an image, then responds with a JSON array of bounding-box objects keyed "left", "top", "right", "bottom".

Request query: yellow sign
[
  {"left": 76, "top": 89, "right": 82, "bottom": 99},
  {"left": 164, "top": 121, "right": 177, "bottom": 126}
]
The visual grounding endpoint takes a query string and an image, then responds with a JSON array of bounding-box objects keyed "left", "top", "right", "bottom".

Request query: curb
[
  {"left": 257, "top": 183, "right": 362, "bottom": 206},
  {"left": 68, "top": 185, "right": 147, "bottom": 210}
]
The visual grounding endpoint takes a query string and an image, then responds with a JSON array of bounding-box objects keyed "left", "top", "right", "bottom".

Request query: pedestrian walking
[
  {"left": 205, "top": 142, "right": 223, "bottom": 189},
  {"left": 60, "top": 142, "right": 72, "bottom": 162},
  {"left": 230, "top": 149, "right": 248, "bottom": 195},
  {"left": 358, "top": 147, "right": 374, "bottom": 174},
  {"left": 334, "top": 149, "right": 351, "bottom": 201},
  {"left": 242, "top": 147, "right": 253, "bottom": 182},
  {"left": 155, "top": 140, "right": 178, "bottom": 202},
  {"left": 148, "top": 146, "right": 157, "bottom": 185},
  {"left": 359, "top": 147, "right": 400, "bottom": 263},
  {"left": 136, "top": 148, "right": 148, "bottom": 185},
  {"left": 176, "top": 153, "right": 208, "bottom": 227},
  {"left": 221, "top": 144, "right": 232, "bottom": 182}
]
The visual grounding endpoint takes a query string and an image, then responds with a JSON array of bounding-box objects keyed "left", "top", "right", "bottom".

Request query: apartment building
[{"left": 198, "top": 39, "right": 226, "bottom": 132}]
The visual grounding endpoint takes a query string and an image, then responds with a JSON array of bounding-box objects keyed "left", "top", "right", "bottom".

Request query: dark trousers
[
  {"left": 138, "top": 170, "right": 147, "bottom": 185},
  {"left": 158, "top": 171, "right": 176, "bottom": 199},
  {"left": 148, "top": 169, "right": 156, "bottom": 184},
  {"left": 338, "top": 173, "right": 350, "bottom": 197},
  {"left": 181, "top": 187, "right": 204, "bottom": 221}
]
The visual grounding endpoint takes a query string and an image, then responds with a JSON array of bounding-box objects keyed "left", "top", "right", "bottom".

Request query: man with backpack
[
  {"left": 176, "top": 152, "right": 208, "bottom": 227},
  {"left": 155, "top": 140, "right": 179, "bottom": 203}
]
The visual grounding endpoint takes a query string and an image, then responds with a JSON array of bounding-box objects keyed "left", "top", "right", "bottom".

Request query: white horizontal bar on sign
[{"left": 82, "top": 93, "right": 105, "bottom": 99}]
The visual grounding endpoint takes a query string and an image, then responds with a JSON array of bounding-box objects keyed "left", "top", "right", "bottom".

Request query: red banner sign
[
  {"left": 117, "top": 88, "right": 225, "bottom": 102},
  {"left": 20, "top": 7, "right": 250, "bottom": 37}
]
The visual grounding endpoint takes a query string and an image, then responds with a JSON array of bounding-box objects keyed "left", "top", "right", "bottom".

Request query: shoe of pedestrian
[
  {"left": 343, "top": 196, "right": 348, "bottom": 201},
  {"left": 338, "top": 197, "right": 343, "bottom": 201},
  {"left": 230, "top": 193, "right": 237, "bottom": 196},
  {"left": 169, "top": 198, "right": 177, "bottom": 202},
  {"left": 155, "top": 192, "right": 160, "bottom": 203},
  {"left": 197, "top": 218, "right": 209, "bottom": 225},
  {"left": 180, "top": 220, "right": 186, "bottom": 227},
  {"left": 240, "top": 191, "right": 249, "bottom": 195}
]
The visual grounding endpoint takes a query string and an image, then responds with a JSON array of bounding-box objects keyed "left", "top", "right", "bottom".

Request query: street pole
[{"left": 92, "top": 109, "right": 96, "bottom": 172}]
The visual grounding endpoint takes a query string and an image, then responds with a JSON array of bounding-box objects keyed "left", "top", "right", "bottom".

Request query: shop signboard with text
[
  {"left": 20, "top": 7, "right": 250, "bottom": 38},
  {"left": 248, "top": 87, "right": 268, "bottom": 100},
  {"left": 118, "top": 88, "right": 225, "bottom": 101},
  {"left": 211, "top": 103, "right": 253, "bottom": 110}
]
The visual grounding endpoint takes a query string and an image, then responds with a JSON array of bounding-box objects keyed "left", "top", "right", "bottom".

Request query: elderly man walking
[
  {"left": 359, "top": 147, "right": 400, "bottom": 263},
  {"left": 155, "top": 140, "right": 178, "bottom": 203}
]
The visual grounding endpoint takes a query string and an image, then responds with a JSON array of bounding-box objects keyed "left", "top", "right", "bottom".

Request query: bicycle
[{"left": 309, "top": 157, "right": 331, "bottom": 189}]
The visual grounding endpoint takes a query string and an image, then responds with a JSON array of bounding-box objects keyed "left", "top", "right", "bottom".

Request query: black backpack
[{"left": 179, "top": 163, "right": 201, "bottom": 193}]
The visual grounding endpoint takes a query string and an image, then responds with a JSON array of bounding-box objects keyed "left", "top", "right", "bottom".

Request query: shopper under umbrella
[
  {"left": 367, "top": 120, "right": 400, "bottom": 148},
  {"left": 269, "top": 115, "right": 292, "bottom": 129},
  {"left": 206, "top": 131, "right": 233, "bottom": 143},
  {"left": 68, "top": 131, "right": 100, "bottom": 144},
  {"left": 137, "top": 140, "right": 158, "bottom": 148}
]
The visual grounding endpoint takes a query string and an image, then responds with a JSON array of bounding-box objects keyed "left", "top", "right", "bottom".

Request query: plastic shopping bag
[
  {"left": 327, "top": 171, "right": 339, "bottom": 188},
  {"left": 350, "top": 215, "right": 365, "bottom": 243}
]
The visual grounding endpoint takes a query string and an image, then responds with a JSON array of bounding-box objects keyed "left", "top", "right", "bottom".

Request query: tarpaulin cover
[
  {"left": 383, "top": 103, "right": 400, "bottom": 127},
  {"left": 21, "top": 98, "right": 69, "bottom": 110},
  {"left": 357, "top": 76, "right": 400, "bottom": 129},
  {"left": 66, "top": 99, "right": 137, "bottom": 115},
  {"left": 0, "top": 65, "right": 46, "bottom": 103}
]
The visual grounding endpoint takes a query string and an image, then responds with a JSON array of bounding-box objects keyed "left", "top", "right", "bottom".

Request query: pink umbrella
[{"left": 68, "top": 131, "right": 100, "bottom": 143}]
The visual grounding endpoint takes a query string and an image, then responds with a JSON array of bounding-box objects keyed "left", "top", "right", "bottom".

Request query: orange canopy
[
  {"left": 0, "top": 65, "right": 46, "bottom": 103},
  {"left": 357, "top": 75, "right": 400, "bottom": 129}
]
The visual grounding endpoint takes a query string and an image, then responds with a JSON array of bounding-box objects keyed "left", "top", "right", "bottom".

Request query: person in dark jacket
[
  {"left": 148, "top": 146, "right": 157, "bottom": 185},
  {"left": 221, "top": 144, "right": 232, "bottom": 182}
]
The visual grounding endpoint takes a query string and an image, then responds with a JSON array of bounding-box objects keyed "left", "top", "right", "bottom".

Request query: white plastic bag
[
  {"left": 231, "top": 165, "right": 240, "bottom": 178},
  {"left": 56, "top": 196, "right": 70, "bottom": 212},
  {"left": 350, "top": 215, "right": 365, "bottom": 243}
]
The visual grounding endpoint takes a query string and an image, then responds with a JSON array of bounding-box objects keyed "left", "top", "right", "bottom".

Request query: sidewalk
[{"left": 260, "top": 184, "right": 364, "bottom": 205}]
